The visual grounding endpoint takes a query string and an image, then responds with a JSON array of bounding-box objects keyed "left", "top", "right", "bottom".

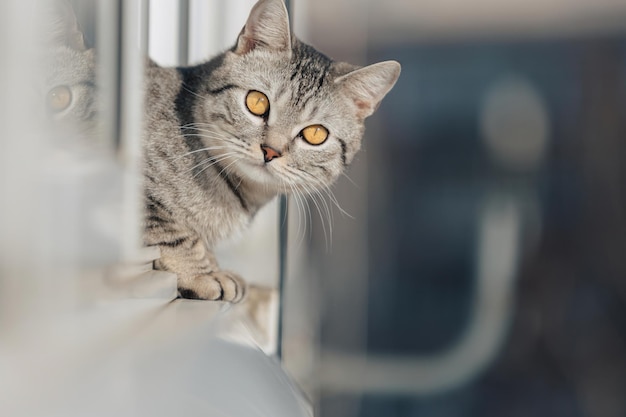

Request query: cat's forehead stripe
[
  {"left": 306, "top": 105, "right": 320, "bottom": 121},
  {"left": 289, "top": 42, "right": 333, "bottom": 109},
  {"left": 276, "top": 84, "right": 288, "bottom": 100}
]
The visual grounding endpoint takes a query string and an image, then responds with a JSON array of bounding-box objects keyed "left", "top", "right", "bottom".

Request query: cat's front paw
[{"left": 178, "top": 270, "right": 246, "bottom": 303}]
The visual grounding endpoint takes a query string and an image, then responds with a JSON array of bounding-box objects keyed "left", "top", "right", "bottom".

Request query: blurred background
[
  {"left": 304, "top": 1, "right": 626, "bottom": 417},
  {"left": 1, "top": 1, "right": 625, "bottom": 417}
]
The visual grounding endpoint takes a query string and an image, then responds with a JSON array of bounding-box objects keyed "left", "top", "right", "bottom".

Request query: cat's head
[
  {"left": 41, "top": 0, "right": 97, "bottom": 137},
  {"left": 195, "top": 0, "right": 400, "bottom": 195}
]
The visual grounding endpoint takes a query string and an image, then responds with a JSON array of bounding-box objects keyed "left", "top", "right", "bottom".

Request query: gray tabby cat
[{"left": 144, "top": 0, "right": 400, "bottom": 301}]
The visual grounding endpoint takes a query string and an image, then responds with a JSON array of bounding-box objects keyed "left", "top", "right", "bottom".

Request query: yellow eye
[
  {"left": 301, "top": 124, "right": 329, "bottom": 145},
  {"left": 47, "top": 85, "right": 72, "bottom": 113},
  {"left": 245, "top": 90, "right": 270, "bottom": 116}
]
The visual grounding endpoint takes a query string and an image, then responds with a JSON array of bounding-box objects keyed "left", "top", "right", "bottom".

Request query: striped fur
[{"left": 143, "top": 0, "right": 400, "bottom": 301}]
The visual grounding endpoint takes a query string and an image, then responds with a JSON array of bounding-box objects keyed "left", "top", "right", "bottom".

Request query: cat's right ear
[
  {"left": 234, "top": 0, "right": 291, "bottom": 55},
  {"left": 44, "top": 0, "right": 87, "bottom": 51},
  {"left": 335, "top": 61, "right": 401, "bottom": 119}
]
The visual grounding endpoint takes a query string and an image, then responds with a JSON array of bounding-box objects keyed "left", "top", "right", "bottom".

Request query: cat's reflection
[{"left": 42, "top": 0, "right": 98, "bottom": 145}]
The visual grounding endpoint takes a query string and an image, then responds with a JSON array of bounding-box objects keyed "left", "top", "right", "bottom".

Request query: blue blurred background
[{"left": 306, "top": 3, "right": 626, "bottom": 416}]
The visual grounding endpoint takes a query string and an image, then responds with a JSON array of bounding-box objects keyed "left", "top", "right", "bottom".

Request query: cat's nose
[{"left": 261, "top": 144, "right": 282, "bottom": 163}]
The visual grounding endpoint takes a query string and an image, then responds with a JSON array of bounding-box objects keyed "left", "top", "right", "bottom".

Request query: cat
[
  {"left": 42, "top": 0, "right": 98, "bottom": 140},
  {"left": 143, "top": 0, "right": 400, "bottom": 301}
]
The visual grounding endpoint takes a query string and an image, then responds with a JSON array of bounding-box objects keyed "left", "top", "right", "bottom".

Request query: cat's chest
[{"left": 192, "top": 201, "right": 252, "bottom": 245}]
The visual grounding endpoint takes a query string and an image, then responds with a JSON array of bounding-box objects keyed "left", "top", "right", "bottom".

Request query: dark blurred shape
[{"left": 317, "top": 36, "right": 626, "bottom": 417}]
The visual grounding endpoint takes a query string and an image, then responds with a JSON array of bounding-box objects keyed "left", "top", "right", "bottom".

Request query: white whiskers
[{"left": 278, "top": 164, "right": 354, "bottom": 252}]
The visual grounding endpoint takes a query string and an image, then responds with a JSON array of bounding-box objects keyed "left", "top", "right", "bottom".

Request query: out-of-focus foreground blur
[{"left": 1, "top": 1, "right": 625, "bottom": 417}]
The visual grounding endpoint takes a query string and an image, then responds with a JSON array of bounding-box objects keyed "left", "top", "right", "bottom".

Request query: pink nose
[{"left": 261, "top": 144, "right": 282, "bottom": 162}]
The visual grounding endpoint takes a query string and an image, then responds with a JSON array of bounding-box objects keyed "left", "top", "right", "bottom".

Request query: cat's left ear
[
  {"left": 335, "top": 61, "right": 401, "bottom": 119},
  {"left": 234, "top": 0, "right": 291, "bottom": 55},
  {"left": 44, "top": 0, "right": 87, "bottom": 51}
]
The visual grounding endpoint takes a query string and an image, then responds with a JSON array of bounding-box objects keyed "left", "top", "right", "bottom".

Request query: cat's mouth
[{"left": 237, "top": 158, "right": 277, "bottom": 184}]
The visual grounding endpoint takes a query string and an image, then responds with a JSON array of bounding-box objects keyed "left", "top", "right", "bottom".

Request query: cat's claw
[{"left": 178, "top": 270, "right": 246, "bottom": 303}]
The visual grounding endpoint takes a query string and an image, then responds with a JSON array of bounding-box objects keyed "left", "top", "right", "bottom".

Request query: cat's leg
[{"left": 154, "top": 237, "right": 246, "bottom": 302}]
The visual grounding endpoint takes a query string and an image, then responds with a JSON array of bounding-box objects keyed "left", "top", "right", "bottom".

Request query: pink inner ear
[
  {"left": 239, "top": 35, "right": 256, "bottom": 55},
  {"left": 354, "top": 99, "right": 372, "bottom": 118},
  {"left": 355, "top": 99, "right": 370, "bottom": 110}
]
